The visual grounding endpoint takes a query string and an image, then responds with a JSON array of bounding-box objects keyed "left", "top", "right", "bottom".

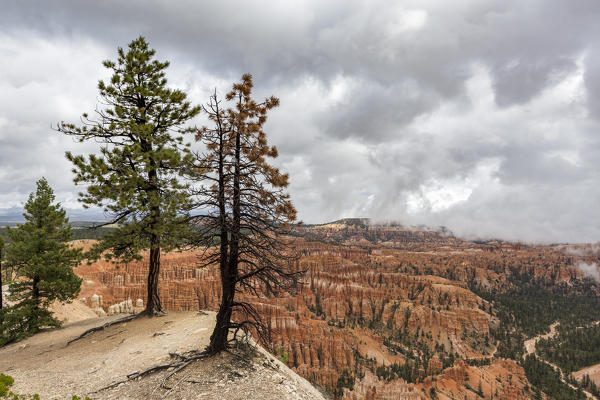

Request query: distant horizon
[
  {"left": 0, "top": 206, "right": 108, "bottom": 223},
  {"left": 0, "top": 207, "right": 592, "bottom": 246}
]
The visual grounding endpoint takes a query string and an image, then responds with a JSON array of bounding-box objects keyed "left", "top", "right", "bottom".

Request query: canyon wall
[{"left": 73, "top": 221, "right": 594, "bottom": 398}]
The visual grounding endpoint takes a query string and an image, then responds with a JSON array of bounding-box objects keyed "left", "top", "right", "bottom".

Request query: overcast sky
[{"left": 1, "top": 0, "right": 599, "bottom": 243}]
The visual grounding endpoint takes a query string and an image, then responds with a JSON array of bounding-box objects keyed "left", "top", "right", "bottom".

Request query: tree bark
[
  {"left": 32, "top": 275, "right": 40, "bottom": 310},
  {"left": 209, "top": 114, "right": 242, "bottom": 352},
  {"left": 146, "top": 232, "right": 162, "bottom": 315},
  {"left": 209, "top": 273, "right": 234, "bottom": 352},
  {"left": 145, "top": 142, "right": 163, "bottom": 316},
  {"left": 208, "top": 109, "right": 233, "bottom": 352}
]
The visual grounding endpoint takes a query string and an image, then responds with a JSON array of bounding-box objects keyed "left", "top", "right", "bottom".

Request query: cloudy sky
[{"left": 1, "top": 0, "right": 599, "bottom": 243}]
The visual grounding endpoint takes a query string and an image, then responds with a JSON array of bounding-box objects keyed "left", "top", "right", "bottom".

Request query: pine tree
[
  {"left": 57, "top": 37, "right": 200, "bottom": 315},
  {"left": 0, "top": 178, "right": 82, "bottom": 345},
  {"left": 191, "top": 74, "right": 300, "bottom": 352},
  {"left": 0, "top": 236, "right": 4, "bottom": 310}
]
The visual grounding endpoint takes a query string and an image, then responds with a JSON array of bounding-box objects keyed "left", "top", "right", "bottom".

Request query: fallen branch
[
  {"left": 91, "top": 350, "right": 212, "bottom": 394},
  {"left": 67, "top": 313, "right": 140, "bottom": 345}
]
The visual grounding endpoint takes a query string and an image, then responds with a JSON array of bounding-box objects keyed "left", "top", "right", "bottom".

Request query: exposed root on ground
[
  {"left": 67, "top": 309, "right": 169, "bottom": 346},
  {"left": 66, "top": 313, "right": 141, "bottom": 345},
  {"left": 159, "top": 371, "right": 191, "bottom": 399},
  {"left": 90, "top": 349, "right": 212, "bottom": 395}
]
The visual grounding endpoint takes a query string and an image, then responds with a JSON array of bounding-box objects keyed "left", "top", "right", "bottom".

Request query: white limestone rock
[{"left": 90, "top": 294, "right": 100, "bottom": 309}]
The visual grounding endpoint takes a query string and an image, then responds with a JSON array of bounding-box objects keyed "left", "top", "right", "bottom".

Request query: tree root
[
  {"left": 90, "top": 349, "right": 212, "bottom": 395},
  {"left": 66, "top": 313, "right": 141, "bottom": 345},
  {"left": 160, "top": 372, "right": 191, "bottom": 399}
]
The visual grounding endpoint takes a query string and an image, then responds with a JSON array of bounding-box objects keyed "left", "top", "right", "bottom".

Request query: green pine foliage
[
  {"left": 333, "top": 369, "right": 355, "bottom": 398},
  {"left": 0, "top": 179, "right": 82, "bottom": 346},
  {"left": 537, "top": 325, "right": 600, "bottom": 374},
  {"left": 522, "top": 355, "right": 587, "bottom": 400},
  {"left": 491, "top": 283, "right": 600, "bottom": 337},
  {"left": 473, "top": 279, "right": 600, "bottom": 360},
  {"left": 375, "top": 361, "right": 422, "bottom": 383},
  {"left": 472, "top": 273, "right": 600, "bottom": 397},
  {"left": 577, "top": 374, "right": 600, "bottom": 397},
  {"left": 57, "top": 36, "right": 200, "bottom": 315}
]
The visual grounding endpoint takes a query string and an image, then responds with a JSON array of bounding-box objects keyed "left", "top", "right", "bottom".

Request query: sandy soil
[
  {"left": 524, "top": 321, "right": 559, "bottom": 356},
  {"left": 0, "top": 311, "right": 326, "bottom": 400}
]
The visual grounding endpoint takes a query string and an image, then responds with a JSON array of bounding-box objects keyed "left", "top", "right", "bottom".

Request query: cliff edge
[{"left": 0, "top": 311, "right": 326, "bottom": 400}]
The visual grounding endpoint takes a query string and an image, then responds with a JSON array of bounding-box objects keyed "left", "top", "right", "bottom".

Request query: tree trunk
[
  {"left": 209, "top": 274, "right": 234, "bottom": 352},
  {"left": 145, "top": 145, "right": 163, "bottom": 317},
  {"left": 209, "top": 111, "right": 233, "bottom": 352},
  {"left": 145, "top": 232, "right": 162, "bottom": 316},
  {"left": 32, "top": 275, "right": 40, "bottom": 310},
  {"left": 209, "top": 117, "right": 241, "bottom": 353}
]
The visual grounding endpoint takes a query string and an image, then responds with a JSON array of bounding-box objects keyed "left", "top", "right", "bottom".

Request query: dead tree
[{"left": 190, "top": 75, "right": 301, "bottom": 353}]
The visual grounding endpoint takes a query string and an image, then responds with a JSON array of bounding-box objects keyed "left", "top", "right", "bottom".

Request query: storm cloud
[{"left": 1, "top": 0, "right": 600, "bottom": 243}]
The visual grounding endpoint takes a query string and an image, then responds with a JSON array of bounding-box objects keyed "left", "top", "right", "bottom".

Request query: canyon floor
[{"left": 0, "top": 311, "right": 326, "bottom": 400}]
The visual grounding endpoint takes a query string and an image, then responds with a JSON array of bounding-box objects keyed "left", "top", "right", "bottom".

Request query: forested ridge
[
  {"left": 522, "top": 355, "right": 588, "bottom": 400},
  {"left": 473, "top": 271, "right": 600, "bottom": 399},
  {"left": 537, "top": 324, "right": 600, "bottom": 374}
]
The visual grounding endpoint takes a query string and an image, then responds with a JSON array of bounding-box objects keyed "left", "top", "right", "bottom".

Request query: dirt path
[
  {"left": 524, "top": 321, "right": 559, "bottom": 356},
  {"left": 0, "top": 311, "right": 325, "bottom": 400},
  {"left": 524, "top": 321, "right": 595, "bottom": 399}
]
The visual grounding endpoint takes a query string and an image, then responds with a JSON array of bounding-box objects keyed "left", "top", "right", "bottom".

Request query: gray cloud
[
  {"left": 1, "top": 0, "right": 600, "bottom": 242},
  {"left": 585, "top": 45, "right": 600, "bottom": 120}
]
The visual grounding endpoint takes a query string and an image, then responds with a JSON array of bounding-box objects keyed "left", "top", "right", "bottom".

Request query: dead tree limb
[
  {"left": 90, "top": 350, "right": 211, "bottom": 394},
  {"left": 67, "top": 313, "right": 140, "bottom": 345}
]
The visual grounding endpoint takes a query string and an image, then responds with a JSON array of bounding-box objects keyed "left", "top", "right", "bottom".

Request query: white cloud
[{"left": 576, "top": 262, "right": 600, "bottom": 282}]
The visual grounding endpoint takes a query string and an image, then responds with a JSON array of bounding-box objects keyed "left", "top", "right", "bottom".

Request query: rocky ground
[{"left": 0, "top": 311, "right": 326, "bottom": 400}]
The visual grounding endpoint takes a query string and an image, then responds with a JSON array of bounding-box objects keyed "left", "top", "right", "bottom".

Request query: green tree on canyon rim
[
  {"left": 0, "top": 178, "right": 81, "bottom": 346},
  {"left": 57, "top": 37, "right": 200, "bottom": 316},
  {"left": 191, "top": 74, "right": 300, "bottom": 353},
  {"left": 0, "top": 236, "right": 4, "bottom": 310}
]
